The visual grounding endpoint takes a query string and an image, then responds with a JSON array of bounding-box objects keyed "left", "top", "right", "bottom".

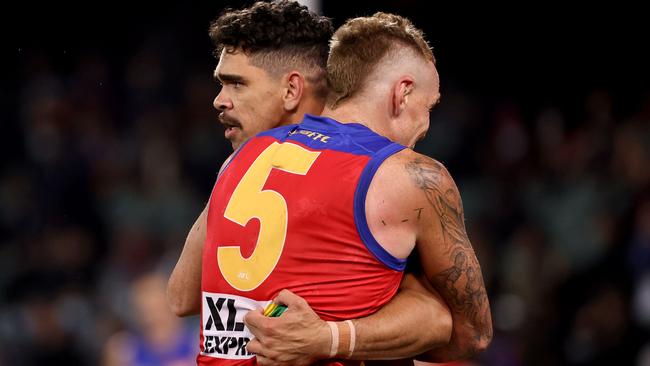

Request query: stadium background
[{"left": 2, "top": 1, "right": 649, "bottom": 364}]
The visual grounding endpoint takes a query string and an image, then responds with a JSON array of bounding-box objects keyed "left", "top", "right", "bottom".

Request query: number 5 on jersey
[{"left": 219, "top": 142, "right": 320, "bottom": 291}]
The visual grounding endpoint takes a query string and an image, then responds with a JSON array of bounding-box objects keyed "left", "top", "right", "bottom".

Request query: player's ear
[
  {"left": 392, "top": 77, "right": 414, "bottom": 117},
  {"left": 283, "top": 71, "right": 305, "bottom": 111}
]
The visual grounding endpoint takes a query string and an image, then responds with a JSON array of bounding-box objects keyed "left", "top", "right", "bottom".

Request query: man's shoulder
[
  {"left": 364, "top": 150, "right": 445, "bottom": 258},
  {"left": 375, "top": 150, "right": 457, "bottom": 204},
  {"left": 369, "top": 149, "right": 426, "bottom": 204},
  {"left": 379, "top": 149, "right": 447, "bottom": 176}
]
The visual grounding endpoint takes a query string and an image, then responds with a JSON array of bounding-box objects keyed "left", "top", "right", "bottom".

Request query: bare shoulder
[
  {"left": 382, "top": 149, "right": 467, "bottom": 242},
  {"left": 398, "top": 150, "right": 458, "bottom": 193},
  {"left": 378, "top": 149, "right": 461, "bottom": 206},
  {"left": 370, "top": 149, "right": 431, "bottom": 208},
  {"left": 364, "top": 148, "right": 466, "bottom": 262},
  {"left": 364, "top": 150, "right": 432, "bottom": 258}
]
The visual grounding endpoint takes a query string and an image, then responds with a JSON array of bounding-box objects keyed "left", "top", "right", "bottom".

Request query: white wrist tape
[
  {"left": 345, "top": 320, "right": 356, "bottom": 358},
  {"left": 327, "top": 321, "right": 339, "bottom": 358}
]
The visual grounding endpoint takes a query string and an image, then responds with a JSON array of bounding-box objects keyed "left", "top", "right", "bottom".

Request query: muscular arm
[
  {"left": 166, "top": 204, "right": 207, "bottom": 316},
  {"left": 245, "top": 153, "right": 491, "bottom": 364},
  {"left": 245, "top": 152, "right": 456, "bottom": 364},
  {"left": 405, "top": 156, "right": 493, "bottom": 361},
  {"left": 245, "top": 275, "right": 451, "bottom": 365},
  {"left": 347, "top": 273, "right": 451, "bottom": 360}
]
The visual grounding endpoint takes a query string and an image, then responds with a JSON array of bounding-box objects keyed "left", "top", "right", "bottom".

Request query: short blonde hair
[{"left": 327, "top": 12, "right": 434, "bottom": 107}]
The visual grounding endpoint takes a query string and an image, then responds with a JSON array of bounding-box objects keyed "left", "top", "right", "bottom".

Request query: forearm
[
  {"left": 167, "top": 205, "right": 207, "bottom": 316},
  {"left": 416, "top": 309, "right": 492, "bottom": 361},
  {"left": 340, "top": 274, "right": 452, "bottom": 360},
  {"left": 244, "top": 281, "right": 451, "bottom": 366},
  {"left": 417, "top": 332, "right": 480, "bottom": 362},
  {"left": 416, "top": 255, "right": 493, "bottom": 361},
  {"left": 404, "top": 157, "right": 494, "bottom": 361}
]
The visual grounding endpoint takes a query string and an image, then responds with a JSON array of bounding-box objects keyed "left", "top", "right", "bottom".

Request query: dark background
[{"left": 2, "top": 1, "right": 649, "bottom": 365}]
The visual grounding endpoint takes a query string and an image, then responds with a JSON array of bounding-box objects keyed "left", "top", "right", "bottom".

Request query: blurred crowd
[{"left": 2, "top": 15, "right": 650, "bottom": 366}]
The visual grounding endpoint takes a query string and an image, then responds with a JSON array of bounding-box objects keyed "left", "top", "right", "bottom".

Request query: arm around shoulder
[
  {"left": 331, "top": 150, "right": 455, "bottom": 360},
  {"left": 404, "top": 153, "right": 493, "bottom": 361},
  {"left": 343, "top": 273, "right": 453, "bottom": 360}
]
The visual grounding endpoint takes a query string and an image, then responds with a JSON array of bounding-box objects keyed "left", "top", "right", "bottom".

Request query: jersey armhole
[{"left": 353, "top": 143, "right": 408, "bottom": 271}]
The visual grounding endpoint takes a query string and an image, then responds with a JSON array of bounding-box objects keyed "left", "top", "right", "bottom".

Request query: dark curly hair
[{"left": 209, "top": 1, "right": 333, "bottom": 98}]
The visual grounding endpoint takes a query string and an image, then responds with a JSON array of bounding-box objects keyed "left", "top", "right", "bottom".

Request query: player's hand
[{"left": 244, "top": 289, "right": 331, "bottom": 366}]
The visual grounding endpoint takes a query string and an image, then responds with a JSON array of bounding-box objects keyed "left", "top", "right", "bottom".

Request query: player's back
[{"left": 199, "top": 114, "right": 407, "bottom": 365}]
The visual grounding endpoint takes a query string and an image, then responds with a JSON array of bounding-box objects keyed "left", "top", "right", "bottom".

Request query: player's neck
[
  {"left": 288, "top": 97, "right": 325, "bottom": 124},
  {"left": 322, "top": 103, "right": 390, "bottom": 137}
]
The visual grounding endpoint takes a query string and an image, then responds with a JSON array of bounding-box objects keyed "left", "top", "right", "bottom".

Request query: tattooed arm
[
  {"left": 239, "top": 150, "right": 492, "bottom": 365},
  {"left": 405, "top": 155, "right": 493, "bottom": 361},
  {"left": 244, "top": 152, "right": 455, "bottom": 365},
  {"left": 242, "top": 151, "right": 489, "bottom": 364}
]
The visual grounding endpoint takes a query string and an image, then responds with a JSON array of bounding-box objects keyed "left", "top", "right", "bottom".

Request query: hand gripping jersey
[{"left": 199, "top": 115, "right": 407, "bottom": 365}]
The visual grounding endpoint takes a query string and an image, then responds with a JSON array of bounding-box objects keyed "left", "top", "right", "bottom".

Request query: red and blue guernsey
[{"left": 199, "top": 114, "right": 407, "bottom": 365}]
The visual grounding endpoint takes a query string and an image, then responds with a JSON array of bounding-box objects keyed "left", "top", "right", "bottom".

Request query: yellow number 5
[{"left": 218, "top": 142, "right": 320, "bottom": 291}]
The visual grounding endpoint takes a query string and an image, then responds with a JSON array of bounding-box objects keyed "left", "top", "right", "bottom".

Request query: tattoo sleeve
[{"left": 406, "top": 157, "right": 492, "bottom": 352}]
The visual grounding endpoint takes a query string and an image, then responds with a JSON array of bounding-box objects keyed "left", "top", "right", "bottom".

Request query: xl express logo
[{"left": 201, "top": 292, "right": 269, "bottom": 359}]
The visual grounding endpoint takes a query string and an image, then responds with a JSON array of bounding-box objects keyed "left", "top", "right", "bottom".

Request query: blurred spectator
[{"left": 102, "top": 271, "right": 196, "bottom": 366}]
